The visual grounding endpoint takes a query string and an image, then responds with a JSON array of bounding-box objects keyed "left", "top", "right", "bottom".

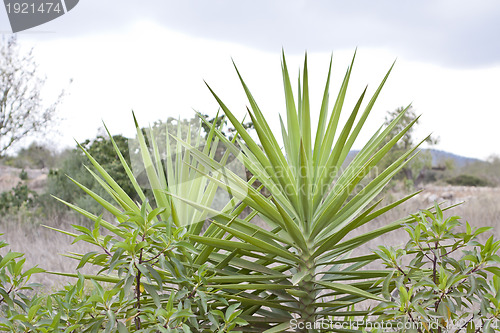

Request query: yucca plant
[
  {"left": 46, "top": 51, "right": 434, "bottom": 332},
  {"left": 169, "top": 52, "right": 434, "bottom": 332}
]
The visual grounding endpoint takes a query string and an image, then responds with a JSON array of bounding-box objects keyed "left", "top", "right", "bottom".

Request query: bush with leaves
[
  {"left": 446, "top": 174, "right": 490, "bottom": 187},
  {"left": 373, "top": 204, "right": 500, "bottom": 332},
  {"left": 0, "top": 235, "right": 45, "bottom": 332},
  {"left": 0, "top": 182, "right": 38, "bottom": 213},
  {"left": 0, "top": 209, "right": 247, "bottom": 332},
  {"left": 2, "top": 142, "right": 58, "bottom": 169},
  {"left": 43, "top": 207, "right": 247, "bottom": 332}
]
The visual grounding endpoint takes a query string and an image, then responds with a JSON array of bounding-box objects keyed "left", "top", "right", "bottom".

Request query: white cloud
[
  {"left": 11, "top": 0, "right": 500, "bottom": 68},
  {"left": 4, "top": 3, "right": 499, "bottom": 159}
]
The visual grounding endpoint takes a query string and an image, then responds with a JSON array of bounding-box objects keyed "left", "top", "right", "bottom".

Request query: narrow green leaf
[
  {"left": 317, "top": 281, "right": 384, "bottom": 301},
  {"left": 210, "top": 221, "right": 299, "bottom": 262}
]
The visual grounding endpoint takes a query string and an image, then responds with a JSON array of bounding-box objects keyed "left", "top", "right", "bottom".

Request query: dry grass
[
  {"left": 362, "top": 185, "right": 500, "bottom": 251},
  {"left": 0, "top": 214, "right": 100, "bottom": 292}
]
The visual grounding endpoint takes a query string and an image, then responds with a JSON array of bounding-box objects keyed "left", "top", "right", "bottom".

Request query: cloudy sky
[{"left": 1, "top": 0, "right": 500, "bottom": 159}]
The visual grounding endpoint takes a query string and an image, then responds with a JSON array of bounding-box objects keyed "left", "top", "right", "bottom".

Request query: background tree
[
  {"left": 2, "top": 142, "right": 57, "bottom": 169},
  {"left": 47, "top": 134, "right": 133, "bottom": 216},
  {"left": 381, "top": 106, "right": 439, "bottom": 188},
  {"left": 200, "top": 113, "right": 254, "bottom": 140},
  {"left": 0, "top": 36, "right": 68, "bottom": 157}
]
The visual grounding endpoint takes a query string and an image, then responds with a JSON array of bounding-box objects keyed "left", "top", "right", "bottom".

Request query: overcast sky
[{"left": 1, "top": 0, "right": 500, "bottom": 159}]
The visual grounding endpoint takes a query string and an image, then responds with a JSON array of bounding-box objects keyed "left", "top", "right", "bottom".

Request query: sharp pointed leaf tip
[
  {"left": 103, "top": 123, "right": 112, "bottom": 135},
  {"left": 132, "top": 112, "right": 139, "bottom": 128},
  {"left": 231, "top": 57, "right": 239, "bottom": 69}
]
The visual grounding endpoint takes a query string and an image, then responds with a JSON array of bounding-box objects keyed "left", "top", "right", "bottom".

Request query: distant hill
[
  {"left": 426, "top": 149, "right": 481, "bottom": 168},
  {"left": 345, "top": 148, "right": 481, "bottom": 168}
]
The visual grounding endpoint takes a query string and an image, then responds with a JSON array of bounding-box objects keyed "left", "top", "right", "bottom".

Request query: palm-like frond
[{"left": 176, "top": 52, "right": 429, "bottom": 331}]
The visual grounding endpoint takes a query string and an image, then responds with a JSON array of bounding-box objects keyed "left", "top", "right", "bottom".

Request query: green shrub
[
  {"left": 0, "top": 214, "right": 246, "bottom": 332},
  {"left": 0, "top": 182, "right": 38, "bottom": 213},
  {"left": 19, "top": 169, "right": 28, "bottom": 181},
  {"left": 373, "top": 204, "right": 500, "bottom": 332},
  {"left": 446, "top": 174, "right": 490, "bottom": 187},
  {"left": 0, "top": 235, "right": 45, "bottom": 331},
  {"left": 144, "top": 52, "right": 430, "bottom": 331}
]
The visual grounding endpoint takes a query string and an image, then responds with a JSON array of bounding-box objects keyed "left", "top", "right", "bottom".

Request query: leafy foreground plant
[
  {"left": 1, "top": 116, "right": 247, "bottom": 332},
  {"left": 0, "top": 235, "right": 45, "bottom": 331},
  {"left": 0, "top": 221, "right": 245, "bottom": 332},
  {"left": 0, "top": 182, "right": 39, "bottom": 213},
  {"left": 373, "top": 204, "right": 500, "bottom": 333},
  {"left": 43, "top": 116, "right": 248, "bottom": 332}
]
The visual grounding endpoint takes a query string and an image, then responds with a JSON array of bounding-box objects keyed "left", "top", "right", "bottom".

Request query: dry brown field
[{"left": 1, "top": 182, "right": 499, "bottom": 291}]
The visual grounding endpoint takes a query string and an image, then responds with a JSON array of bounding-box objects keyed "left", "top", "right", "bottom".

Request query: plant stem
[
  {"left": 298, "top": 252, "right": 317, "bottom": 332},
  {"left": 135, "top": 248, "right": 144, "bottom": 330},
  {"left": 408, "top": 312, "right": 423, "bottom": 333},
  {"left": 432, "top": 241, "right": 438, "bottom": 285}
]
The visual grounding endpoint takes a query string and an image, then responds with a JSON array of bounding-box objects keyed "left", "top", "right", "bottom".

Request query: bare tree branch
[{"left": 0, "top": 35, "right": 69, "bottom": 156}]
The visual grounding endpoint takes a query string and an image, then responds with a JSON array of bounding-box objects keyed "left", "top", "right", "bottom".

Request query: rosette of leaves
[{"left": 167, "top": 52, "right": 429, "bottom": 332}]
